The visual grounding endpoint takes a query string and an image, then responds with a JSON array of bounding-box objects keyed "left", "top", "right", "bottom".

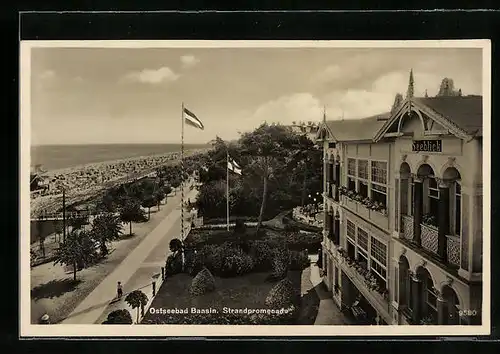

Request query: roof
[
  {"left": 415, "top": 95, "right": 483, "bottom": 136},
  {"left": 325, "top": 112, "right": 391, "bottom": 142}
]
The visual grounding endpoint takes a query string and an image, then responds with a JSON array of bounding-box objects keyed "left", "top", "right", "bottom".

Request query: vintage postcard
[{"left": 20, "top": 40, "right": 491, "bottom": 337}]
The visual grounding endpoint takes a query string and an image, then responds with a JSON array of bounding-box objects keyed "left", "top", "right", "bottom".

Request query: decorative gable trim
[
  {"left": 316, "top": 122, "right": 337, "bottom": 142},
  {"left": 373, "top": 98, "right": 474, "bottom": 142}
]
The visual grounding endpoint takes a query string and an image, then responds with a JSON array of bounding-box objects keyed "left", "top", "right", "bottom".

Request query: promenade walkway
[
  {"left": 61, "top": 184, "right": 197, "bottom": 324},
  {"left": 308, "top": 255, "right": 352, "bottom": 325}
]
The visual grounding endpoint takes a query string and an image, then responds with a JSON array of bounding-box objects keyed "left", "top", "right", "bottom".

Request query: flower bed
[{"left": 291, "top": 205, "right": 323, "bottom": 229}]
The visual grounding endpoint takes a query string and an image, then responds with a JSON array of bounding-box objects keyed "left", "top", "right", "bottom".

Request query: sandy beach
[{"left": 30, "top": 148, "right": 206, "bottom": 217}]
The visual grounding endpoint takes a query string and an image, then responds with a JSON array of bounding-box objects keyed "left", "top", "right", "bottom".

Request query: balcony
[
  {"left": 340, "top": 191, "right": 389, "bottom": 230},
  {"left": 337, "top": 248, "right": 391, "bottom": 318},
  {"left": 399, "top": 215, "right": 461, "bottom": 270}
]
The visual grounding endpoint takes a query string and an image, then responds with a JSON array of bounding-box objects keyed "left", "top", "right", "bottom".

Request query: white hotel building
[{"left": 316, "top": 72, "right": 483, "bottom": 325}]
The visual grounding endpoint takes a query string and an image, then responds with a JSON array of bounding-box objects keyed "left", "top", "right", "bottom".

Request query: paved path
[
  {"left": 62, "top": 184, "right": 197, "bottom": 324},
  {"left": 308, "top": 255, "right": 352, "bottom": 325}
]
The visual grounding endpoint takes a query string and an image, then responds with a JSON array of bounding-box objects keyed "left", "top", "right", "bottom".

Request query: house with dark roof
[{"left": 316, "top": 71, "right": 484, "bottom": 326}]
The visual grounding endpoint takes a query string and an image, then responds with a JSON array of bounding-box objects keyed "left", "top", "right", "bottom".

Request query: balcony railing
[
  {"left": 446, "top": 235, "right": 460, "bottom": 267},
  {"left": 337, "top": 248, "right": 390, "bottom": 317},
  {"left": 400, "top": 215, "right": 461, "bottom": 268},
  {"left": 401, "top": 215, "right": 414, "bottom": 241},
  {"left": 421, "top": 223, "right": 438, "bottom": 254}
]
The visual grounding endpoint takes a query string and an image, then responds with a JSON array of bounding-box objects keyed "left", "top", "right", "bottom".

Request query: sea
[{"left": 31, "top": 143, "right": 210, "bottom": 172}]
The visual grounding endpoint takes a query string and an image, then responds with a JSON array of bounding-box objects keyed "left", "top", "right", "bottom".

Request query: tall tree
[
  {"left": 125, "top": 290, "right": 149, "bottom": 323},
  {"left": 119, "top": 198, "right": 146, "bottom": 236},
  {"left": 90, "top": 213, "right": 123, "bottom": 256},
  {"left": 53, "top": 228, "right": 98, "bottom": 281},
  {"left": 239, "top": 123, "right": 295, "bottom": 233}
]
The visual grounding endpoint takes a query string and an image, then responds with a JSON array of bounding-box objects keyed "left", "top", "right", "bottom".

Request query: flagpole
[
  {"left": 181, "top": 102, "right": 185, "bottom": 241},
  {"left": 226, "top": 148, "right": 230, "bottom": 231}
]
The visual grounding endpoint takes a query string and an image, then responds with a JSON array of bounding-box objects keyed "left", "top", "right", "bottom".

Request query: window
[
  {"left": 454, "top": 182, "right": 461, "bottom": 236},
  {"left": 371, "top": 260, "right": 387, "bottom": 286},
  {"left": 346, "top": 220, "right": 356, "bottom": 242},
  {"left": 371, "top": 238, "right": 387, "bottom": 266},
  {"left": 428, "top": 178, "right": 440, "bottom": 226},
  {"left": 371, "top": 161, "right": 388, "bottom": 207},
  {"left": 358, "top": 160, "right": 368, "bottom": 180},
  {"left": 347, "top": 240, "right": 356, "bottom": 259},
  {"left": 348, "top": 177, "right": 356, "bottom": 191},
  {"left": 409, "top": 180, "right": 415, "bottom": 216},
  {"left": 359, "top": 180, "right": 369, "bottom": 198},
  {"left": 371, "top": 184, "right": 387, "bottom": 207},
  {"left": 358, "top": 249, "right": 368, "bottom": 266},
  {"left": 371, "top": 161, "right": 387, "bottom": 184},
  {"left": 347, "top": 158, "right": 356, "bottom": 176},
  {"left": 425, "top": 277, "right": 438, "bottom": 321},
  {"left": 357, "top": 228, "right": 368, "bottom": 251}
]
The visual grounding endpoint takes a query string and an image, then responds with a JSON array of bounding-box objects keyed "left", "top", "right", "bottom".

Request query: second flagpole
[
  {"left": 181, "top": 102, "right": 185, "bottom": 241},
  {"left": 226, "top": 148, "right": 230, "bottom": 231}
]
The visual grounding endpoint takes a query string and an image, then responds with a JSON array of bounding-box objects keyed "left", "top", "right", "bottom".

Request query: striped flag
[
  {"left": 227, "top": 158, "right": 242, "bottom": 175},
  {"left": 183, "top": 107, "right": 204, "bottom": 130}
]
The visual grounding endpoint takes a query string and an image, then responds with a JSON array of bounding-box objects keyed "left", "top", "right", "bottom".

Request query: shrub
[
  {"left": 289, "top": 250, "right": 310, "bottom": 271},
  {"left": 199, "top": 242, "right": 254, "bottom": 277},
  {"left": 189, "top": 267, "right": 216, "bottom": 296},
  {"left": 248, "top": 240, "right": 275, "bottom": 272},
  {"left": 265, "top": 278, "right": 301, "bottom": 311},
  {"left": 165, "top": 252, "right": 183, "bottom": 275},
  {"left": 220, "top": 252, "right": 254, "bottom": 277},
  {"left": 102, "top": 309, "right": 133, "bottom": 324},
  {"left": 269, "top": 247, "right": 290, "bottom": 280},
  {"left": 184, "top": 248, "right": 204, "bottom": 276}
]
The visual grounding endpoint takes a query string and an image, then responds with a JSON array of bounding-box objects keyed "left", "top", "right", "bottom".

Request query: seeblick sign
[{"left": 412, "top": 140, "right": 442, "bottom": 152}]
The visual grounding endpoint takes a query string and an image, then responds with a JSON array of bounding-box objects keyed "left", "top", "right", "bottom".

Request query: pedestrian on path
[{"left": 117, "top": 281, "right": 123, "bottom": 299}]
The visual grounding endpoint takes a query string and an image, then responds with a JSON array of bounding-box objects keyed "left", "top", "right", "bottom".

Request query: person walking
[{"left": 117, "top": 281, "right": 123, "bottom": 299}]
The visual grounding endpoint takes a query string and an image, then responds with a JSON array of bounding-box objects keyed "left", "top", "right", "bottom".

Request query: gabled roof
[
  {"left": 323, "top": 112, "right": 391, "bottom": 142},
  {"left": 414, "top": 95, "right": 482, "bottom": 136}
]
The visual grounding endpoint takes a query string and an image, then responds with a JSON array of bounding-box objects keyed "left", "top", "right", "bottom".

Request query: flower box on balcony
[
  {"left": 401, "top": 215, "right": 414, "bottom": 241},
  {"left": 420, "top": 223, "right": 439, "bottom": 254},
  {"left": 357, "top": 202, "right": 370, "bottom": 219}
]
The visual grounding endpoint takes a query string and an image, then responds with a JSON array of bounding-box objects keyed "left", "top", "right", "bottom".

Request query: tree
[
  {"left": 239, "top": 123, "right": 296, "bottom": 233},
  {"left": 141, "top": 195, "right": 157, "bottom": 220},
  {"left": 90, "top": 213, "right": 123, "bottom": 256},
  {"left": 35, "top": 216, "right": 46, "bottom": 258},
  {"left": 102, "top": 309, "right": 133, "bottom": 324},
  {"left": 119, "top": 198, "right": 146, "bottom": 236},
  {"left": 153, "top": 188, "right": 166, "bottom": 211},
  {"left": 162, "top": 184, "right": 172, "bottom": 198},
  {"left": 125, "top": 290, "right": 149, "bottom": 323},
  {"left": 53, "top": 228, "right": 98, "bottom": 281}
]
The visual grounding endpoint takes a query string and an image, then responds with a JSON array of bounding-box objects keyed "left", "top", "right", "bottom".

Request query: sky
[{"left": 29, "top": 46, "right": 483, "bottom": 145}]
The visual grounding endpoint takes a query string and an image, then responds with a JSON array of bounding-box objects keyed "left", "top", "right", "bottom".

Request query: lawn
[{"left": 141, "top": 270, "right": 303, "bottom": 325}]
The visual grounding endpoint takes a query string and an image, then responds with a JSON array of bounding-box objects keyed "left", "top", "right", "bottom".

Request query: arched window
[
  {"left": 398, "top": 256, "right": 410, "bottom": 307},
  {"left": 416, "top": 267, "right": 438, "bottom": 324},
  {"left": 442, "top": 285, "right": 460, "bottom": 325}
]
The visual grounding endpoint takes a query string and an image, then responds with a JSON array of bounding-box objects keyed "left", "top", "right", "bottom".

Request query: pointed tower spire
[
  {"left": 424, "top": 89, "right": 428, "bottom": 98},
  {"left": 406, "top": 69, "right": 414, "bottom": 98},
  {"left": 323, "top": 105, "right": 327, "bottom": 123}
]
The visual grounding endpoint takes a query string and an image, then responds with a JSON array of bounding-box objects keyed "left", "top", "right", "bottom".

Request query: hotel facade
[{"left": 317, "top": 72, "right": 483, "bottom": 325}]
